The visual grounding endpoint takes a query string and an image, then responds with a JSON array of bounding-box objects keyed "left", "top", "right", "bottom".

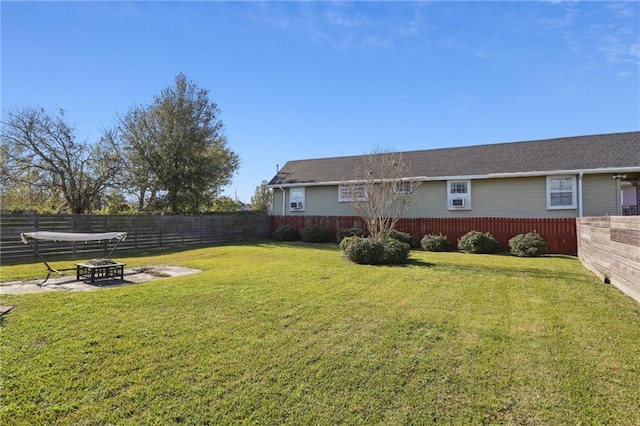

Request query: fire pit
[{"left": 76, "top": 259, "right": 125, "bottom": 283}]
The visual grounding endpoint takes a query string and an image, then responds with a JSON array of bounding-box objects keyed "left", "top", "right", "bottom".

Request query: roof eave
[{"left": 267, "top": 166, "right": 640, "bottom": 188}]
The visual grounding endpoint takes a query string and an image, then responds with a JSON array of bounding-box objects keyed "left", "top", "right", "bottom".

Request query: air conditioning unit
[
  {"left": 290, "top": 201, "right": 303, "bottom": 209},
  {"left": 451, "top": 198, "right": 465, "bottom": 208}
]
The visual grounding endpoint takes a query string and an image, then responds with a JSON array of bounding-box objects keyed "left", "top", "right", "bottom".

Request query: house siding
[
  {"left": 272, "top": 186, "right": 356, "bottom": 217},
  {"left": 473, "top": 178, "right": 551, "bottom": 218},
  {"left": 271, "top": 174, "right": 621, "bottom": 218},
  {"left": 582, "top": 174, "right": 619, "bottom": 216},
  {"left": 307, "top": 186, "right": 360, "bottom": 216},
  {"left": 406, "top": 178, "right": 565, "bottom": 218}
]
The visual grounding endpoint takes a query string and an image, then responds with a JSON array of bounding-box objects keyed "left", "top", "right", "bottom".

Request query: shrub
[
  {"left": 381, "top": 238, "right": 411, "bottom": 264},
  {"left": 336, "top": 227, "right": 367, "bottom": 244},
  {"left": 509, "top": 232, "right": 547, "bottom": 257},
  {"left": 301, "top": 224, "right": 330, "bottom": 243},
  {"left": 457, "top": 231, "right": 500, "bottom": 254},
  {"left": 388, "top": 230, "right": 412, "bottom": 246},
  {"left": 340, "top": 236, "right": 410, "bottom": 265},
  {"left": 421, "top": 234, "right": 449, "bottom": 252},
  {"left": 340, "top": 236, "right": 385, "bottom": 265},
  {"left": 272, "top": 225, "right": 299, "bottom": 241}
]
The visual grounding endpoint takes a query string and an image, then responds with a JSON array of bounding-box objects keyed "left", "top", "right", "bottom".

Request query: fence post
[{"left": 33, "top": 214, "right": 39, "bottom": 259}]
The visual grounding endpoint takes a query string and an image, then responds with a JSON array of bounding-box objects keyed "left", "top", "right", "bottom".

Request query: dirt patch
[{"left": 0, "top": 265, "right": 201, "bottom": 295}]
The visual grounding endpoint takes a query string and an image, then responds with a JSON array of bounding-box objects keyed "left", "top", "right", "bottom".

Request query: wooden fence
[
  {"left": 1, "top": 213, "right": 579, "bottom": 264},
  {"left": 271, "top": 215, "right": 578, "bottom": 254},
  {"left": 577, "top": 216, "right": 640, "bottom": 302},
  {"left": 1, "top": 213, "right": 270, "bottom": 264}
]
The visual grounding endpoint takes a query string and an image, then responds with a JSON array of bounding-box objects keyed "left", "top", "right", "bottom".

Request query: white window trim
[
  {"left": 546, "top": 176, "right": 577, "bottom": 210},
  {"left": 289, "top": 187, "right": 306, "bottom": 211},
  {"left": 447, "top": 180, "right": 472, "bottom": 210},
  {"left": 338, "top": 184, "right": 367, "bottom": 202},
  {"left": 394, "top": 181, "right": 413, "bottom": 194}
]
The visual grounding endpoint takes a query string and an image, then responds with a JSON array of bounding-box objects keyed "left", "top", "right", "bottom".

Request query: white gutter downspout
[
  {"left": 279, "top": 187, "right": 286, "bottom": 217},
  {"left": 578, "top": 172, "right": 584, "bottom": 217}
]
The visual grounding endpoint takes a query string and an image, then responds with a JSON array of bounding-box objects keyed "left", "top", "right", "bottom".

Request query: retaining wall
[{"left": 577, "top": 216, "right": 640, "bottom": 302}]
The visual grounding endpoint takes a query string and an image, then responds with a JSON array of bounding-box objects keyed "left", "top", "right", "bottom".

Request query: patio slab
[{"left": 0, "top": 265, "right": 200, "bottom": 294}]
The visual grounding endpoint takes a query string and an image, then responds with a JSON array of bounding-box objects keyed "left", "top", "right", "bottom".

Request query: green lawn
[{"left": 1, "top": 242, "right": 639, "bottom": 425}]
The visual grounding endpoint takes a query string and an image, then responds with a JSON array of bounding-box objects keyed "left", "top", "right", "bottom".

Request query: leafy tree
[
  {"left": 342, "top": 150, "right": 421, "bottom": 240},
  {"left": 1, "top": 107, "right": 121, "bottom": 213},
  {"left": 251, "top": 180, "right": 273, "bottom": 213},
  {"left": 115, "top": 73, "right": 239, "bottom": 214},
  {"left": 209, "top": 196, "right": 243, "bottom": 212},
  {"left": 100, "top": 192, "right": 134, "bottom": 215},
  {"left": 102, "top": 128, "right": 160, "bottom": 212}
]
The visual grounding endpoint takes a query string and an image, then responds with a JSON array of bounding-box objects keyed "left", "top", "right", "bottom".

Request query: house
[{"left": 268, "top": 132, "right": 640, "bottom": 219}]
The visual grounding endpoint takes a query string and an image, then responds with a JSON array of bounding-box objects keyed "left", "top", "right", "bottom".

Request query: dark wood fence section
[
  {"left": 272, "top": 215, "right": 577, "bottom": 254},
  {"left": 1, "top": 214, "right": 270, "bottom": 264}
]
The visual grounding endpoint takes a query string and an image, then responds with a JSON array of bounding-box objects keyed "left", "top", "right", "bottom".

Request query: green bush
[
  {"left": 509, "top": 232, "right": 547, "bottom": 257},
  {"left": 272, "top": 225, "right": 299, "bottom": 241},
  {"left": 420, "top": 234, "right": 449, "bottom": 252},
  {"left": 336, "top": 227, "right": 367, "bottom": 243},
  {"left": 340, "top": 236, "right": 410, "bottom": 265},
  {"left": 457, "top": 231, "right": 500, "bottom": 254},
  {"left": 388, "top": 230, "right": 412, "bottom": 246},
  {"left": 340, "top": 236, "right": 385, "bottom": 265},
  {"left": 301, "top": 224, "right": 331, "bottom": 243},
  {"left": 381, "top": 238, "right": 411, "bottom": 264}
]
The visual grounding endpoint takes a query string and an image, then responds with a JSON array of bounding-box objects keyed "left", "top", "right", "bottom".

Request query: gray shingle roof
[{"left": 268, "top": 132, "right": 640, "bottom": 186}]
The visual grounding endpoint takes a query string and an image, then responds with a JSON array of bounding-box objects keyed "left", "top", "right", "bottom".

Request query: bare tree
[
  {"left": 1, "top": 107, "right": 122, "bottom": 213},
  {"left": 342, "top": 150, "right": 421, "bottom": 239}
]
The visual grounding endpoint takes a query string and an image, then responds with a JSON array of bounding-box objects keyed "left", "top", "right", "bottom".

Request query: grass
[{"left": 1, "top": 242, "right": 640, "bottom": 425}]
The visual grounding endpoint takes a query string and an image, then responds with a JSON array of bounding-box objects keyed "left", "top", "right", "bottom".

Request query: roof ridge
[
  {"left": 269, "top": 131, "right": 639, "bottom": 186},
  {"left": 286, "top": 131, "right": 640, "bottom": 163}
]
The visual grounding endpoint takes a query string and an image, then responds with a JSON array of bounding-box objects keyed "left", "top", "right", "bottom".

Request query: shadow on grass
[
  {"left": 432, "top": 260, "right": 593, "bottom": 283},
  {"left": 491, "top": 252, "right": 578, "bottom": 260},
  {"left": 7, "top": 240, "right": 283, "bottom": 267},
  {"left": 398, "top": 258, "right": 437, "bottom": 268},
  {"left": 254, "top": 241, "right": 341, "bottom": 252}
]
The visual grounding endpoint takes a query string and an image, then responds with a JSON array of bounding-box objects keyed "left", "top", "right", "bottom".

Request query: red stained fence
[{"left": 271, "top": 216, "right": 577, "bottom": 255}]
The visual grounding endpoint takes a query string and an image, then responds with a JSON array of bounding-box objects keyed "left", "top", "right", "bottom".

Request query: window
[
  {"left": 289, "top": 187, "right": 306, "bottom": 211},
  {"left": 447, "top": 180, "right": 471, "bottom": 210},
  {"left": 339, "top": 184, "right": 367, "bottom": 202},
  {"left": 450, "top": 181, "right": 467, "bottom": 194},
  {"left": 547, "top": 176, "right": 576, "bottom": 209},
  {"left": 394, "top": 181, "right": 412, "bottom": 194}
]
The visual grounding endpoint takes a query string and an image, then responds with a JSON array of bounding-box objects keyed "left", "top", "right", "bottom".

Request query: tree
[
  {"left": 209, "top": 196, "right": 243, "bottom": 212},
  {"left": 101, "top": 128, "right": 160, "bottom": 212},
  {"left": 342, "top": 150, "right": 421, "bottom": 240},
  {"left": 0, "top": 153, "right": 58, "bottom": 212},
  {"left": 251, "top": 180, "right": 273, "bottom": 213},
  {"left": 1, "top": 107, "right": 121, "bottom": 213},
  {"left": 115, "top": 73, "right": 240, "bottom": 214}
]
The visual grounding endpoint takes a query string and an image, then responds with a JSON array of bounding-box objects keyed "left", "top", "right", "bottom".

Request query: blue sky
[{"left": 2, "top": 1, "right": 639, "bottom": 203}]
